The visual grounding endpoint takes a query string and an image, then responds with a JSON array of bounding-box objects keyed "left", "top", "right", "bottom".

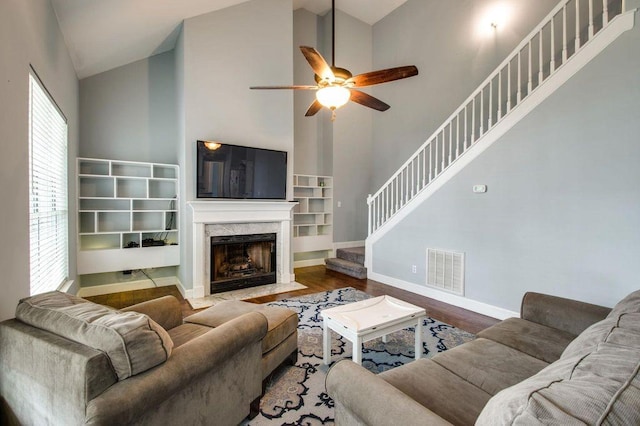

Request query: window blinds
[{"left": 28, "top": 71, "right": 68, "bottom": 295}]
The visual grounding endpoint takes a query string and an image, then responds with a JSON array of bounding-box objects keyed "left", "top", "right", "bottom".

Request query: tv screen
[{"left": 197, "top": 141, "right": 287, "bottom": 199}]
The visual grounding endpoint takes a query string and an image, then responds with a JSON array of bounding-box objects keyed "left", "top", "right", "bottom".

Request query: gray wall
[
  {"left": 79, "top": 51, "right": 178, "bottom": 164},
  {"left": 372, "top": 17, "right": 640, "bottom": 312},
  {"left": 292, "top": 8, "right": 373, "bottom": 243},
  {"left": 0, "top": 0, "right": 79, "bottom": 320},
  {"left": 178, "top": 0, "right": 294, "bottom": 290},
  {"left": 328, "top": 10, "right": 373, "bottom": 242},
  {"left": 371, "top": 0, "right": 559, "bottom": 190},
  {"left": 293, "top": 8, "right": 326, "bottom": 175}
]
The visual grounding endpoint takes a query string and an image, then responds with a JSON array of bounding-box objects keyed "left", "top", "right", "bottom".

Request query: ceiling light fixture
[{"left": 203, "top": 141, "right": 222, "bottom": 151}]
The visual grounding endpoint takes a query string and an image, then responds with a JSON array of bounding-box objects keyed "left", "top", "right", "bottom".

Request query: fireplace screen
[{"left": 210, "top": 233, "right": 276, "bottom": 293}]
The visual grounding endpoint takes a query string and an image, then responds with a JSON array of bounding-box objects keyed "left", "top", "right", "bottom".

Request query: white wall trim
[
  {"left": 368, "top": 271, "right": 519, "bottom": 320},
  {"left": 59, "top": 279, "right": 79, "bottom": 295},
  {"left": 294, "top": 258, "right": 326, "bottom": 268},
  {"left": 334, "top": 240, "right": 365, "bottom": 250},
  {"left": 365, "top": 10, "right": 636, "bottom": 271},
  {"left": 77, "top": 276, "right": 182, "bottom": 298}
]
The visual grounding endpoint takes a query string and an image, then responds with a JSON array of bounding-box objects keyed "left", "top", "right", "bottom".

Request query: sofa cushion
[
  {"left": 184, "top": 300, "right": 298, "bottom": 354},
  {"left": 562, "top": 289, "right": 640, "bottom": 359},
  {"left": 477, "top": 289, "right": 640, "bottom": 425},
  {"left": 168, "top": 323, "right": 211, "bottom": 348},
  {"left": 478, "top": 317, "right": 576, "bottom": 363},
  {"left": 379, "top": 358, "right": 492, "bottom": 425},
  {"left": 15, "top": 291, "right": 173, "bottom": 380},
  {"left": 431, "top": 337, "right": 549, "bottom": 396},
  {"left": 608, "top": 289, "right": 640, "bottom": 318}
]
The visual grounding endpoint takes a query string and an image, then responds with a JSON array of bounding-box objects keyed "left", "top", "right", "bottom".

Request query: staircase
[
  {"left": 366, "top": 0, "right": 635, "bottom": 253},
  {"left": 325, "top": 247, "right": 367, "bottom": 279}
]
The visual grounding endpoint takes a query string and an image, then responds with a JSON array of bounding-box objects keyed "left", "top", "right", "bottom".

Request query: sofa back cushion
[
  {"left": 476, "top": 289, "right": 640, "bottom": 425},
  {"left": 16, "top": 291, "right": 173, "bottom": 380}
]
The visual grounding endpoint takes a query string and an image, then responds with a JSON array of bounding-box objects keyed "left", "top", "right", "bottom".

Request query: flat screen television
[{"left": 197, "top": 141, "right": 287, "bottom": 199}]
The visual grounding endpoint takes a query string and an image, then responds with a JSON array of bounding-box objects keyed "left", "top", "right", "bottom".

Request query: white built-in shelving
[
  {"left": 77, "top": 158, "right": 180, "bottom": 275},
  {"left": 293, "top": 174, "right": 333, "bottom": 253}
]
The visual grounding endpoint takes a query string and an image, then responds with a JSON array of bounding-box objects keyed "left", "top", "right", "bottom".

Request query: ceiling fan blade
[
  {"left": 250, "top": 85, "right": 318, "bottom": 90},
  {"left": 300, "top": 46, "right": 335, "bottom": 82},
  {"left": 348, "top": 65, "right": 418, "bottom": 87},
  {"left": 350, "top": 90, "right": 390, "bottom": 111},
  {"left": 305, "top": 99, "right": 323, "bottom": 117}
]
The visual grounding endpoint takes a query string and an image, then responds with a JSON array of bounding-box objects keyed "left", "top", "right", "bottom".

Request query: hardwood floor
[{"left": 86, "top": 265, "right": 500, "bottom": 334}]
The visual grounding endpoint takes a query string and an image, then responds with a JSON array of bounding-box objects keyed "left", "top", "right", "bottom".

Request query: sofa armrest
[
  {"left": 521, "top": 292, "right": 611, "bottom": 336},
  {"left": 120, "top": 295, "right": 183, "bottom": 330},
  {"left": 85, "top": 311, "right": 268, "bottom": 425},
  {"left": 326, "top": 360, "right": 453, "bottom": 426}
]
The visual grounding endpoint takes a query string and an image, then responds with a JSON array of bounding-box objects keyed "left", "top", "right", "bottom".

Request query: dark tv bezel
[{"left": 196, "top": 140, "right": 288, "bottom": 200}]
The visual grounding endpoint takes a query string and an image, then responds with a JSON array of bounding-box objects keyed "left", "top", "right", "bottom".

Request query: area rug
[
  {"left": 187, "top": 282, "right": 307, "bottom": 310},
  {"left": 242, "top": 287, "right": 475, "bottom": 425}
]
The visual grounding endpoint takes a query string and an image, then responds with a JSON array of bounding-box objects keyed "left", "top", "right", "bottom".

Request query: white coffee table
[{"left": 321, "top": 295, "right": 427, "bottom": 365}]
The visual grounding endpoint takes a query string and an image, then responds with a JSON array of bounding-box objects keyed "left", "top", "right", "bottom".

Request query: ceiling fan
[{"left": 250, "top": 0, "right": 418, "bottom": 120}]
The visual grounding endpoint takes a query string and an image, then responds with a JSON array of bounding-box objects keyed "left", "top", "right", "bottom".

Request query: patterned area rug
[{"left": 242, "top": 287, "right": 475, "bottom": 425}]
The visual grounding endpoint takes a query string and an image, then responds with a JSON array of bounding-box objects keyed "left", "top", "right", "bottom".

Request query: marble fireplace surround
[{"left": 188, "top": 201, "right": 297, "bottom": 298}]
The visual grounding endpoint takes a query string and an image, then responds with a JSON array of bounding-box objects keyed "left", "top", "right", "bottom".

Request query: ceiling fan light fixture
[
  {"left": 249, "top": 0, "right": 417, "bottom": 119},
  {"left": 316, "top": 86, "right": 351, "bottom": 110}
]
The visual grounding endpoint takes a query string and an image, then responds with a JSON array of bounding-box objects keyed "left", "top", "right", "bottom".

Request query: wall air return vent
[{"left": 426, "top": 249, "right": 465, "bottom": 296}]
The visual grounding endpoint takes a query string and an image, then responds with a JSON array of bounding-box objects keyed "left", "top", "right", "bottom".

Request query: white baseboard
[
  {"left": 175, "top": 280, "right": 193, "bottom": 299},
  {"left": 77, "top": 276, "right": 182, "bottom": 298},
  {"left": 368, "top": 271, "right": 519, "bottom": 320},
  {"left": 333, "top": 240, "right": 365, "bottom": 250},
  {"left": 294, "top": 258, "right": 326, "bottom": 268}
]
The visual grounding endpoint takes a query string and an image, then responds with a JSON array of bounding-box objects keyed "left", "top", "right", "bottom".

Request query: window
[{"left": 28, "top": 70, "right": 68, "bottom": 295}]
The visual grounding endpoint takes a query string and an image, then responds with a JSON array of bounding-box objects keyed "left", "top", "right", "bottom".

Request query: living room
[
  {"left": 4, "top": 0, "right": 640, "bottom": 322},
  {"left": 1, "top": 0, "right": 640, "bottom": 424}
]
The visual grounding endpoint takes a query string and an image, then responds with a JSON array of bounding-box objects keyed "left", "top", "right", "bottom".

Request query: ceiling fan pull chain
[{"left": 331, "top": 109, "right": 337, "bottom": 121}]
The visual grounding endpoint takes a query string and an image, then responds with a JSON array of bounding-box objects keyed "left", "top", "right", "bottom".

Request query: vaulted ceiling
[{"left": 51, "top": 0, "right": 408, "bottom": 79}]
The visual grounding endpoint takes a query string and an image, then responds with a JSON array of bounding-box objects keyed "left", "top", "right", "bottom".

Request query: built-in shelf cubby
[
  {"left": 293, "top": 174, "right": 333, "bottom": 255},
  {"left": 77, "top": 158, "right": 180, "bottom": 275}
]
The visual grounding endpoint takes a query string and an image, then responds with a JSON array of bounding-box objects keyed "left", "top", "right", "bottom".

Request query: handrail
[{"left": 368, "top": 0, "right": 625, "bottom": 236}]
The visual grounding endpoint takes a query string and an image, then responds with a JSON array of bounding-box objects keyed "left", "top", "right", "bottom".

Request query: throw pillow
[{"left": 16, "top": 291, "right": 173, "bottom": 380}]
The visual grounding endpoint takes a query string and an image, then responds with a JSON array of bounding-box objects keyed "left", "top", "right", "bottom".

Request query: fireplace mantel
[
  {"left": 188, "top": 200, "right": 297, "bottom": 298},
  {"left": 189, "top": 200, "right": 297, "bottom": 223}
]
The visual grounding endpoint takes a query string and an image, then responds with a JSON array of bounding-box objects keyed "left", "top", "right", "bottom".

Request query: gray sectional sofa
[
  {"left": 326, "top": 290, "right": 640, "bottom": 425},
  {"left": 0, "top": 292, "right": 268, "bottom": 426}
]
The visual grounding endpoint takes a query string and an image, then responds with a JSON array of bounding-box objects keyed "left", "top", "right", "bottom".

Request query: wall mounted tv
[{"left": 197, "top": 141, "right": 287, "bottom": 199}]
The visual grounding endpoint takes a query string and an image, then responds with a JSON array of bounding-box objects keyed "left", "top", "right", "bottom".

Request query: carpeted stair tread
[
  {"left": 336, "top": 247, "right": 365, "bottom": 265},
  {"left": 325, "top": 257, "right": 367, "bottom": 279}
]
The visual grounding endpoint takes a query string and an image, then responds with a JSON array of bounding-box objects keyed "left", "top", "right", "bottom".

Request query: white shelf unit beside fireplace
[
  {"left": 76, "top": 158, "right": 180, "bottom": 275},
  {"left": 292, "top": 174, "right": 333, "bottom": 255}
]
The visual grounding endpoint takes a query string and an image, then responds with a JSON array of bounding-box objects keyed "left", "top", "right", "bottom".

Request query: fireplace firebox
[{"left": 210, "top": 233, "right": 276, "bottom": 294}]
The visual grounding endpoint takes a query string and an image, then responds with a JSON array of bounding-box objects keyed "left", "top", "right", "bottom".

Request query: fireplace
[
  {"left": 189, "top": 200, "right": 297, "bottom": 298},
  {"left": 210, "top": 233, "right": 276, "bottom": 293}
]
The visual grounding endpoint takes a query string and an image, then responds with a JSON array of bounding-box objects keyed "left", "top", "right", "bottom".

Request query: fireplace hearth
[{"left": 210, "top": 233, "right": 276, "bottom": 293}]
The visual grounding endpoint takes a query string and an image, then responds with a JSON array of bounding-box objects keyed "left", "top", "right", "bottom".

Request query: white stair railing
[{"left": 368, "top": 0, "right": 627, "bottom": 236}]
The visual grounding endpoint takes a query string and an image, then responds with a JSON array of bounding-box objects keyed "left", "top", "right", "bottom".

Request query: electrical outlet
[{"left": 411, "top": 265, "right": 417, "bottom": 274}]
